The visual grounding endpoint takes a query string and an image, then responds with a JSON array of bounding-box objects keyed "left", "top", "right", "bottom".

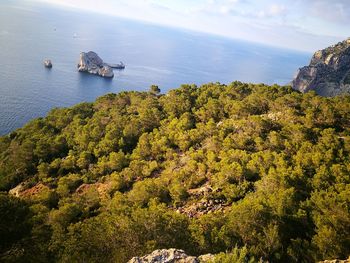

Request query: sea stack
[
  {"left": 292, "top": 38, "right": 350, "bottom": 96},
  {"left": 77, "top": 51, "right": 114, "bottom": 78},
  {"left": 44, "top": 59, "right": 52, "bottom": 68}
]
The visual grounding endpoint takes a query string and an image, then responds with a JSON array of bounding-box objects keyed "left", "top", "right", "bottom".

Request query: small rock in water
[{"left": 44, "top": 59, "right": 52, "bottom": 68}]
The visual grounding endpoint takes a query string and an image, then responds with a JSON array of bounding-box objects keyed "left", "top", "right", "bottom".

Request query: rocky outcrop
[
  {"left": 9, "top": 183, "right": 26, "bottom": 197},
  {"left": 75, "top": 182, "right": 112, "bottom": 201},
  {"left": 292, "top": 38, "right": 350, "bottom": 96},
  {"left": 319, "top": 257, "right": 350, "bottom": 263},
  {"left": 77, "top": 51, "right": 114, "bottom": 78},
  {"left": 9, "top": 183, "right": 50, "bottom": 199},
  {"left": 174, "top": 183, "right": 228, "bottom": 218},
  {"left": 128, "top": 249, "right": 214, "bottom": 263},
  {"left": 176, "top": 198, "right": 227, "bottom": 218}
]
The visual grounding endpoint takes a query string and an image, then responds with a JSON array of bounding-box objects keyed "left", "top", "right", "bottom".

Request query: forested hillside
[{"left": 0, "top": 82, "right": 349, "bottom": 262}]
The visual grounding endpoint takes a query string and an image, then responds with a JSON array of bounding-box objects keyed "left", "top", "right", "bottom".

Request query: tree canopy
[{"left": 0, "top": 82, "right": 349, "bottom": 262}]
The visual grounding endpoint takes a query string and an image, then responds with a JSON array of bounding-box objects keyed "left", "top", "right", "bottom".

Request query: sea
[{"left": 0, "top": 1, "right": 311, "bottom": 135}]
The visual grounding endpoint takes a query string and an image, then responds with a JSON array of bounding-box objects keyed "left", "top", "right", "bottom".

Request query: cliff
[{"left": 292, "top": 38, "right": 350, "bottom": 96}]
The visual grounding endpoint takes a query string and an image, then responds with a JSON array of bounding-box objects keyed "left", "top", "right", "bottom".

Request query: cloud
[
  {"left": 0, "top": 30, "right": 9, "bottom": 36},
  {"left": 188, "top": 0, "right": 241, "bottom": 16},
  {"left": 239, "top": 4, "right": 287, "bottom": 19},
  {"left": 28, "top": 0, "right": 350, "bottom": 52},
  {"left": 266, "top": 4, "right": 286, "bottom": 17},
  {"left": 302, "top": 0, "right": 350, "bottom": 23},
  {"left": 194, "top": 0, "right": 288, "bottom": 21}
]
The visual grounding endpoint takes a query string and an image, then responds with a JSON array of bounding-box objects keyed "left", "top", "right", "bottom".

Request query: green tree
[{"left": 0, "top": 193, "right": 32, "bottom": 261}]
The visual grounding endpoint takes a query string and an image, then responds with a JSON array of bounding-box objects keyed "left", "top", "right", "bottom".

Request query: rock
[
  {"left": 319, "top": 257, "right": 350, "bottom": 263},
  {"left": 127, "top": 249, "right": 214, "bottom": 263},
  {"left": 98, "top": 65, "right": 114, "bottom": 78},
  {"left": 10, "top": 183, "right": 50, "bottom": 199},
  {"left": 77, "top": 51, "right": 114, "bottom": 78},
  {"left": 44, "top": 59, "right": 52, "bottom": 68},
  {"left": 107, "top": 61, "right": 125, "bottom": 69},
  {"left": 9, "top": 183, "right": 26, "bottom": 197},
  {"left": 292, "top": 38, "right": 350, "bottom": 96},
  {"left": 198, "top": 254, "right": 215, "bottom": 262},
  {"left": 19, "top": 183, "right": 50, "bottom": 199},
  {"left": 75, "top": 182, "right": 112, "bottom": 201}
]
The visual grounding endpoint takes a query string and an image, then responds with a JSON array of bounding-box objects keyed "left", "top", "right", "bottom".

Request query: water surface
[{"left": 0, "top": 1, "right": 311, "bottom": 135}]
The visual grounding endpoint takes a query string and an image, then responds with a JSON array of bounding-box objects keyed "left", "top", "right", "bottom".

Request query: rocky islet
[{"left": 77, "top": 51, "right": 115, "bottom": 78}]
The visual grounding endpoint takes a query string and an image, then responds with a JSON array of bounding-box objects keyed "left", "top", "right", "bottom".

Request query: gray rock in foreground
[
  {"left": 77, "top": 51, "right": 114, "bottom": 78},
  {"left": 292, "top": 38, "right": 350, "bottom": 96},
  {"left": 128, "top": 249, "right": 214, "bottom": 263}
]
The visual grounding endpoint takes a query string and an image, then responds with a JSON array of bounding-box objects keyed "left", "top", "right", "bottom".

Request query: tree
[{"left": 0, "top": 193, "right": 32, "bottom": 260}]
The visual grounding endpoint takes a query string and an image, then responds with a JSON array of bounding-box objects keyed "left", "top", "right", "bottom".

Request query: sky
[{"left": 32, "top": 0, "right": 350, "bottom": 52}]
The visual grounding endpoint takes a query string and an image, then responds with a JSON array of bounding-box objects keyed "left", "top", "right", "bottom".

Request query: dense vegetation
[{"left": 0, "top": 82, "right": 349, "bottom": 262}]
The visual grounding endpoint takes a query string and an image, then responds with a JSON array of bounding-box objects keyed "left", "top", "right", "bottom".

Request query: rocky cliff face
[
  {"left": 128, "top": 249, "right": 214, "bottom": 263},
  {"left": 77, "top": 51, "right": 114, "bottom": 78},
  {"left": 292, "top": 38, "right": 350, "bottom": 96}
]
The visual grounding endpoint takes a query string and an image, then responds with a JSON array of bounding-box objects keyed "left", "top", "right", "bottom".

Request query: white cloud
[
  {"left": 268, "top": 4, "right": 286, "bottom": 16},
  {"left": 308, "top": 0, "right": 350, "bottom": 23}
]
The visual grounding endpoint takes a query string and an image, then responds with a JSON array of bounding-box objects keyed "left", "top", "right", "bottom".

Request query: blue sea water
[{"left": 0, "top": 1, "right": 311, "bottom": 135}]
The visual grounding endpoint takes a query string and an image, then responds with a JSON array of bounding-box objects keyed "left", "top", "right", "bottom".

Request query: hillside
[{"left": 0, "top": 82, "right": 350, "bottom": 262}]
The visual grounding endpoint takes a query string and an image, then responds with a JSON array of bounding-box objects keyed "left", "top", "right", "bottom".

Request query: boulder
[
  {"left": 292, "top": 38, "right": 350, "bottom": 96},
  {"left": 77, "top": 51, "right": 114, "bottom": 78}
]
